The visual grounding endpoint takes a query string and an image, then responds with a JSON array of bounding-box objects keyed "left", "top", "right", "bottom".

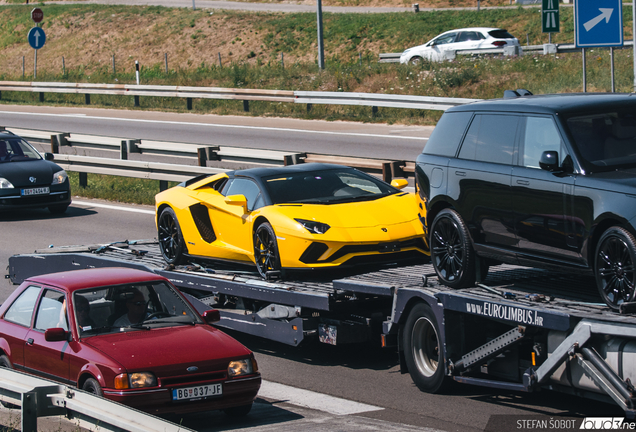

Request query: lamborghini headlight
[
  {"left": 0, "top": 177, "right": 13, "bottom": 189},
  {"left": 228, "top": 358, "right": 256, "bottom": 377},
  {"left": 51, "top": 170, "right": 68, "bottom": 185},
  {"left": 295, "top": 219, "right": 330, "bottom": 234}
]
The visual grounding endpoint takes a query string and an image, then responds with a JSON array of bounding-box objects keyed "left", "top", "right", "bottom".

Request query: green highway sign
[{"left": 542, "top": 0, "right": 560, "bottom": 33}]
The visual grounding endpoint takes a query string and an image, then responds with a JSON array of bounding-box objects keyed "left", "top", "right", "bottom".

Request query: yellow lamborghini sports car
[{"left": 155, "top": 163, "right": 429, "bottom": 279}]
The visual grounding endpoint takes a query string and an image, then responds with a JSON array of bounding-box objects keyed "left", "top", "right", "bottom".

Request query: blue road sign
[
  {"left": 27, "top": 27, "right": 46, "bottom": 50},
  {"left": 575, "top": 0, "right": 623, "bottom": 47}
]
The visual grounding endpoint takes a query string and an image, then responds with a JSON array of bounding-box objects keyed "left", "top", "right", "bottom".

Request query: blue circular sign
[{"left": 27, "top": 27, "right": 46, "bottom": 50}]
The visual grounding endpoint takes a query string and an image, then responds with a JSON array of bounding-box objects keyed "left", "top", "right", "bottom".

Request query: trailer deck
[{"left": 8, "top": 240, "right": 630, "bottom": 329}]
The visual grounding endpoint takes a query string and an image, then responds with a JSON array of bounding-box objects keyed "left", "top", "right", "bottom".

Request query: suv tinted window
[
  {"left": 521, "top": 116, "right": 564, "bottom": 168},
  {"left": 423, "top": 112, "right": 472, "bottom": 157},
  {"left": 459, "top": 114, "right": 518, "bottom": 164},
  {"left": 567, "top": 112, "right": 636, "bottom": 170}
]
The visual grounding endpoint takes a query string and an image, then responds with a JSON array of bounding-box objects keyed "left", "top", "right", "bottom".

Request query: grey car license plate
[{"left": 21, "top": 187, "right": 49, "bottom": 196}]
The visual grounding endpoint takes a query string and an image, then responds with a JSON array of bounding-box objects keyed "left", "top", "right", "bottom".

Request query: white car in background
[{"left": 399, "top": 27, "right": 520, "bottom": 64}]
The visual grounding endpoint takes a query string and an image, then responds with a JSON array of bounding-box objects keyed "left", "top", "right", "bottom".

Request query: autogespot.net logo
[{"left": 580, "top": 418, "right": 631, "bottom": 430}]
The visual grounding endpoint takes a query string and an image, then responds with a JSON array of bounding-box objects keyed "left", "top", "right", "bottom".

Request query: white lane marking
[
  {"left": 72, "top": 200, "right": 155, "bottom": 215},
  {"left": 258, "top": 380, "right": 383, "bottom": 415},
  {"left": 0, "top": 110, "right": 428, "bottom": 141}
]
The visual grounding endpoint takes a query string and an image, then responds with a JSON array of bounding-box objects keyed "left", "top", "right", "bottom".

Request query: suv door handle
[
  {"left": 455, "top": 171, "right": 466, "bottom": 177},
  {"left": 26, "top": 338, "right": 34, "bottom": 345},
  {"left": 516, "top": 180, "right": 530, "bottom": 186}
]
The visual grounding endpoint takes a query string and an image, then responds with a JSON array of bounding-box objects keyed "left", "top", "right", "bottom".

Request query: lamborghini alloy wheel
[
  {"left": 254, "top": 222, "right": 282, "bottom": 279},
  {"left": 158, "top": 207, "right": 186, "bottom": 265}
]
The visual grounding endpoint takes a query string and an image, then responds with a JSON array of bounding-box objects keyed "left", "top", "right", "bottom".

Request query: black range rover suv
[{"left": 415, "top": 91, "right": 636, "bottom": 310}]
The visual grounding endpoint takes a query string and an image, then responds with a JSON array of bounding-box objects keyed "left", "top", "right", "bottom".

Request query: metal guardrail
[
  {"left": 294, "top": 91, "right": 479, "bottom": 111},
  {"left": 379, "top": 40, "right": 635, "bottom": 63},
  {"left": 0, "top": 367, "right": 194, "bottom": 432},
  {"left": 0, "top": 81, "right": 294, "bottom": 101},
  {"left": 10, "top": 128, "right": 299, "bottom": 167},
  {"left": 54, "top": 153, "right": 228, "bottom": 183},
  {"left": 8, "top": 127, "right": 415, "bottom": 184},
  {"left": 0, "top": 81, "right": 476, "bottom": 112}
]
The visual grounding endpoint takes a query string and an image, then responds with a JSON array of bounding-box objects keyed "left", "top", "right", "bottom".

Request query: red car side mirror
[
  {"left": 202, "top": 309, "right": 221, "bottom": 324},
  {"left": 44, "top": 327, "right": 68, "bottom": 342}
]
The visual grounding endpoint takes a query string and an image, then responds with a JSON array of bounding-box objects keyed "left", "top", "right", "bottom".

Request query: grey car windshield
[
  {"left": 567, "top": 111, "right": 636, "bottom": 170},
  {"left": 0, "top": 139, "right": 42, "bottom": 163},
  {"left": 263, "top": 168, "right": 399, "bottom": 204}
]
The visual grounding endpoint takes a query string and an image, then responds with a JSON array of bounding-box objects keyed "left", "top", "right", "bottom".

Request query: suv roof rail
[{"left": 503, "top": 89, "right": 533, "bottom": 99}]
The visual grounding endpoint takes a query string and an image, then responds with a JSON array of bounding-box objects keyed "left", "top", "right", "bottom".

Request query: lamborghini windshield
[{"left": 264, "top": 168, "right": 400, "bottom": 204}]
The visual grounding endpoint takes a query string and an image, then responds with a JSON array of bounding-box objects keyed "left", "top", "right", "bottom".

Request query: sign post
[
  {"left": 31, "top": 8, "right": 43, "bottom": 23},
  {"left": 574, "top": 0, "right": 623, "bottom": 91},
  {"left": 28, "top": 8, "right": 45, "bottom": 79},
  {"left": 542, "top": 0, "right": 560, "bottom": 43}
]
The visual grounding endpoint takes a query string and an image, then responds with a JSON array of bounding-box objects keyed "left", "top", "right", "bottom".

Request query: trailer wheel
[
  {"left": 595, "top": 226, "right": 636, "bottom": 310},
  {"left": 430, "top": 208, "right": 476, "bottom": 288},
  {"left": 254, "top": 222, "right": 282, "bottom": 279},
  {"left": 403, "top": 302, "right": 448, "bottom": 393},
  {"left": 158, "top": 207, "right": 186, "bottom": 265}
]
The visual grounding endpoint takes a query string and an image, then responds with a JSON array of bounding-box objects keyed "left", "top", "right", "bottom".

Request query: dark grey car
[
  {"left": 0, "top": 131, "right": 71, "bottom": 214},
  {"left": 415, "top": 91, "right": 636, "bottom": 310}
]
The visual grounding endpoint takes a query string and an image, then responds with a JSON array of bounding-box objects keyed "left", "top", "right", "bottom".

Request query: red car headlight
[
  {"left": 114, "top": 372, "right": 157, "bottom": 389},
  {"left": 228, "top": 359, "right": 256, "bottom": 377}
]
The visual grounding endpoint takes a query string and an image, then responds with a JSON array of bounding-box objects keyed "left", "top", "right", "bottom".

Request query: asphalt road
[
  {"left": 0, "top": 200, "right": 625, "bottom": 432},
  {"left": 0, "top": 105, "right": 431, "bottom": 162}
]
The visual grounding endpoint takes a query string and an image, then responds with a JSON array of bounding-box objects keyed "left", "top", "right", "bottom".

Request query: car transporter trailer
[{"left": 7, "top": 239, "right": 636, "bottom": 418}]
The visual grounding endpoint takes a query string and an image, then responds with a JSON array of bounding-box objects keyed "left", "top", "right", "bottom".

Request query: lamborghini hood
[{"left": 273, "top": 193, "right": 419, "bottom": 228}]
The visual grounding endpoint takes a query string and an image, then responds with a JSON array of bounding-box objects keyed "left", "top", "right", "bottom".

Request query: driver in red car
[{"left": 114, "top": 290, "right": 148, "bottom": 327}]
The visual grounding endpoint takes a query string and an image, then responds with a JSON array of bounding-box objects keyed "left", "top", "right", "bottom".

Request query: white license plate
[
  {"left": 21, "top": 187, "right": 49, "bottom": 196},
  {"left": 172, "top": 383, "right": 222, "bottom": 401}
]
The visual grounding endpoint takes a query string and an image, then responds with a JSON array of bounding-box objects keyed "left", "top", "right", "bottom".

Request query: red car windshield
[{"left": 74, "top": 281, "right": 202, "bottom": 336}]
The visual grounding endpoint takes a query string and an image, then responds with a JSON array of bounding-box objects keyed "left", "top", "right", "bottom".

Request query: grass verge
[{"left": 68, "top": 172, "right": 178, "bottom": 205}]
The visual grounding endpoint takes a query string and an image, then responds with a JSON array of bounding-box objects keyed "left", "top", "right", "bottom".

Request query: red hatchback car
[{"left": 0, "top": 267, "right": 261, "bottom": 416}]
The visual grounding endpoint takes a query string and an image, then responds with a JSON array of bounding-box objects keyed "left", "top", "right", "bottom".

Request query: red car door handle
[{"left": 26, "top": 338, "right": 34, "bottom": 345}]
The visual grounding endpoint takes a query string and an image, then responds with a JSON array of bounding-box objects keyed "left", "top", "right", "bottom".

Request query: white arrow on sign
[
  {"left": 583, "top": 8, "right": 613, "bottom": 32},
  {"left": 33, "top": 28, "right": 41, "bottom": 47}
]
